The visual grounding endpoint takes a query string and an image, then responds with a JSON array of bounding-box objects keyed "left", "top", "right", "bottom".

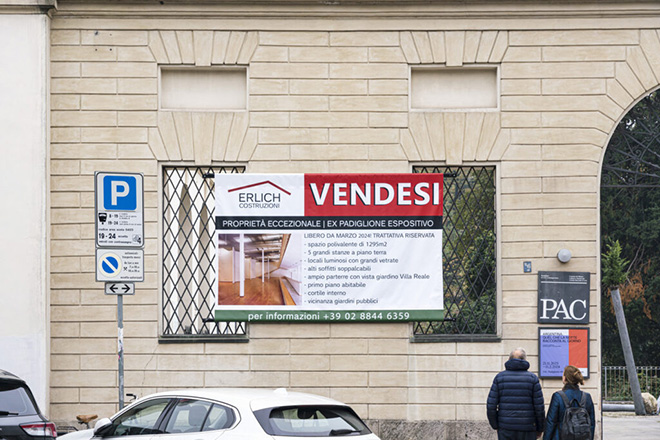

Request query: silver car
[{"left": 59, "top": 388, "right": 380, "bottom": 440}]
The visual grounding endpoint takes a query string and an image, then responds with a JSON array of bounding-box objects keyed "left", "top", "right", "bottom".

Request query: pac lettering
[{"left": 540, "top": 298, "right": 588, "bottom": 321}]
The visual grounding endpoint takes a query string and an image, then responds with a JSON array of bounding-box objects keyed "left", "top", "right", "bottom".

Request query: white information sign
[
  {"left": 95, "top": 172, "right": 144, "bottom": 248},
  {"left": 105, "top": 283, "right": 135, "bottom": 295},
  {"left": 96, "top": 249, "right": 144, "bottom": 282}
]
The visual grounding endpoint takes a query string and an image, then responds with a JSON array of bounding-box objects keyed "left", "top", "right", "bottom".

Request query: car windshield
[
  {"left": 103, "top": 398, "right": 170, "bottom": 437},
  {"left": 254, "top": 405, "right": 370, "bottom": 437},
  {"left": 0, "top": 383, "right": 38, "bottom": 416}
]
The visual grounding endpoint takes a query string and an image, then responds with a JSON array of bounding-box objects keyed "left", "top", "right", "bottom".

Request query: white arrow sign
[{"left": 105, "top": 283, "right": 135, "bottom": 295}]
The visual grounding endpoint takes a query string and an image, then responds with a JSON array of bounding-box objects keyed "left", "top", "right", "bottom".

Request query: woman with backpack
[{"left": 544, "top": 365, "right": 595, "bottom": 440}]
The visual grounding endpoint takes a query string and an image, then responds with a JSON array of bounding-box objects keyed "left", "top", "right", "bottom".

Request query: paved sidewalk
[{"left": 603, "top": 413, "right": 660, "bottom": 439}]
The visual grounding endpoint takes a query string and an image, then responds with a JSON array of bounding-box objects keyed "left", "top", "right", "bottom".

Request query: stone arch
[
  {"left": 598, "top": 34, "right": 660, "bottom": 373},
  {"left": 599, "top": 86, "right": 660, "bottom": 187},
  {"left": 599, "top": 30, "right": 660, "bottom": 165}
]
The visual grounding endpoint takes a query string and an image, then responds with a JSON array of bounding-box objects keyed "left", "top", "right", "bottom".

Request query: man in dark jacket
[{"left": 487, "top": 347, "right": 545, "bottom": 440}]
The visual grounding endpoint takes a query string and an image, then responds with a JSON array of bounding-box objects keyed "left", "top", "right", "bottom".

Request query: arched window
[{"left": 601, "top": 91, "right": 660, "bottom": 369}]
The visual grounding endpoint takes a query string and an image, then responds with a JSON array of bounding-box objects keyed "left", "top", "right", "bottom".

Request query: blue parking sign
[
  {"left": 95, "top": 172, "right": 144, "bottom": 248},
  {"left": 103, "top": 175, "right": 137, "bottom": 211}
]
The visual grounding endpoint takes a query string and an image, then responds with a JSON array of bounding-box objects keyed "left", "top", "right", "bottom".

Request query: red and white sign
[
  {"left": 213, "top": 173, "right": 444, "bottom": 323},
  {"left": 304, "top": 174, "right": 443, "bottom": 217},
  {"left": 215, "top": 173, "right": 443, "bottom": 230}
]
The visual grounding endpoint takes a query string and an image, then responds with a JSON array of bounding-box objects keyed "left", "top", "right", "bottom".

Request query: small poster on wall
[{"left": 539, "top": 327, "right": 590, "bottom": 379}]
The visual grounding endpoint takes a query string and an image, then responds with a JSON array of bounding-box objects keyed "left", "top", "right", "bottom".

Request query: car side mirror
[{"left": 93, "top": 418, "right": 112, "bottom": 436}]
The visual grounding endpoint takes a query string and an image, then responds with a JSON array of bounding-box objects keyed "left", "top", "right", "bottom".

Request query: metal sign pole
[
  {"left": 95, "top": 172, "right": 144, "bottom": 412},
  {"left": 118, "top": 293, "right": 125, "bottom": 409}
]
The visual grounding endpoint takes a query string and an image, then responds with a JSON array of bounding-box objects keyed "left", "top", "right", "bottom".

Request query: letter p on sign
[{"left": 104, "top": 175, "right": 137, "bottom": 210}]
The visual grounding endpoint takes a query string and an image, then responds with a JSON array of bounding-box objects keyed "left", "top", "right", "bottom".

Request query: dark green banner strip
[{"left": 215, "top": 309, "right": 443, "bottom": 323}]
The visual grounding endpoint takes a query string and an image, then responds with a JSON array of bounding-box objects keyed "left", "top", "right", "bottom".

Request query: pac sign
[
  {"left": 538, "top": 271, "right": 590, "bottom": 324},
  {"left": 95, "top": 172, "right": 144, "bottom": 248}
]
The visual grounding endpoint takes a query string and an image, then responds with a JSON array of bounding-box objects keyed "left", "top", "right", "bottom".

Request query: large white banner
[{"left": 214, "top": 173, "right": 443, "bottom": 322}]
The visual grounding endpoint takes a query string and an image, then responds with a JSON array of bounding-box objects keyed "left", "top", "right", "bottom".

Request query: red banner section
[
  {"left": 568, "top": 328, "right": 589, "bottom": 369},
  {"left": 304, "top": 174, "right": 443, "bottom": 217}
]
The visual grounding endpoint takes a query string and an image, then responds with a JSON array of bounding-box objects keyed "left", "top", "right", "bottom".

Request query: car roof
[
  {"left": 138, "top": 388, "right": 346, "bottom": 411},
  {"left": 0, "top": 369, "right": 25, "bottom": 384}
]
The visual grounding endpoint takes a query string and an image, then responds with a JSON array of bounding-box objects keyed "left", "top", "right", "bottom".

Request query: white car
[{"left": 59, "top": 388, "right": 380, "bottom": 440}]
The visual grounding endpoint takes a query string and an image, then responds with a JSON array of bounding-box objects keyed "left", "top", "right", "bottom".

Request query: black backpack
[{"left": 558, "top": 390, "right": 591, "bottom": 440}]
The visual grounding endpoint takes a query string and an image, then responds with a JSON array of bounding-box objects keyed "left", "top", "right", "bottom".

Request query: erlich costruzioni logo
[{"left": 228, "top": 180, "right": 292, "bottom": 209}]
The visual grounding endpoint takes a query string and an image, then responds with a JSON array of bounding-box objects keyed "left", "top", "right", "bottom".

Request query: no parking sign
[{"left": 95, "top": 249, "right": 144, "bottom": 282}]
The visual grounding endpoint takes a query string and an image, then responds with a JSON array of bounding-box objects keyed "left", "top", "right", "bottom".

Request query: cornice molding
[
  {"left": 51, "top": 0, "right": 660, "bottom": 21},
  {"left": 0, "top": 0, "right": 55, "bottom": 13}
]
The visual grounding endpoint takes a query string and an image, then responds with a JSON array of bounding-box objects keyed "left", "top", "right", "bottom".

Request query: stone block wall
[{"left": 48, "top": 1, "right": 660, "bottom": 438}]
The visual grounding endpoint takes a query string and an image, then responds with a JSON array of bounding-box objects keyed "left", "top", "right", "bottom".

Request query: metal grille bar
[
  {"left": 603, "top": 366, "right": 660, "bottom": 401},
  {"left": 412, "top": 166, "right": 497, "bottom": 337},
  {"left": 162, "top": 166, "right": 246, "bottom": 339},
  {"left": 602, "top": 91, "right": 660, "bottom": 188},
  {"left": 162, "top": 166, "right": 496, "bottom": 339}
]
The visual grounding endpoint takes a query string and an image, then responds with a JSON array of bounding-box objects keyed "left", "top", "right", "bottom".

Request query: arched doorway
[{"left": 601, "top": 90, "right": 660, "bottom": 401}]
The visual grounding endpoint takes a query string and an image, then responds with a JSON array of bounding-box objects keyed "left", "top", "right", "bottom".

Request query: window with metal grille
[
  {"left": 161, "top": 165, "right": 495, "bottom": 341},
  {"left": 412, "top": 166, "right": 497, "bottom": 340},
  {"left": 162, "top": 166, "right": 247, "bottom": 341}
]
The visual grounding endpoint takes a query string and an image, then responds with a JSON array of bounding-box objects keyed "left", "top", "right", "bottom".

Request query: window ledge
[
  {"left": 411, "top": 334, "right": 501, "bottom": 343},
  {"left": 158, "top": 335, "right": 249, "bottom": 344}
]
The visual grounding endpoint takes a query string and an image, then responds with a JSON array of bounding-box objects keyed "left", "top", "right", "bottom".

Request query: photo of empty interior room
[{"left": 216, "top": 233, "right": 302, "bottom": 306}]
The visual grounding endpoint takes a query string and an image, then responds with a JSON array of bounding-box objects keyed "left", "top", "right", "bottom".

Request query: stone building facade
[{"left": 5, "top": 0, "right": 660, "bottom": 439}]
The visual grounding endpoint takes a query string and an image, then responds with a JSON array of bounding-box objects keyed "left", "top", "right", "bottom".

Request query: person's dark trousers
[{"left": 497, "top": 429, "right": 537, "bottom": 440}]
